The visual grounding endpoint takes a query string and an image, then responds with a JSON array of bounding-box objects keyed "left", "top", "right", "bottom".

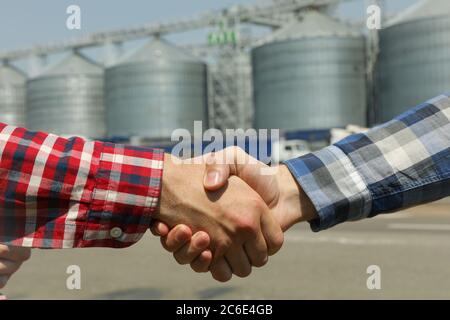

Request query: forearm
[
  {"left": 285, "top": 94, "right": 450, "bottom": 231},
  {"left": 0, "top": 124, "right": 164, "bottom": 248}
]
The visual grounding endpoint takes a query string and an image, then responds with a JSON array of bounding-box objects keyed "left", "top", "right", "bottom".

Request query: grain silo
[
  {"left": 105, "top": 39, "right": 207, "bottom": 139},
  {"left": 376, "top": 0, "right": 450, "bottom": 123},
  {"left": 0, "top": 64, "right": 26, "bottom": 127},
  {"left": 252, "top": 10, "right": 366, "bottom": 131},
  {"left": 26, "top": 52, "right": 105, "bottom": 138}
]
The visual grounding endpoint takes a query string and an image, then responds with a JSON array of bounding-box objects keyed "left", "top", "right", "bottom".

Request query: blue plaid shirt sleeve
[{"left": 284, "top": 94, "right": 450, "bottom": 232}]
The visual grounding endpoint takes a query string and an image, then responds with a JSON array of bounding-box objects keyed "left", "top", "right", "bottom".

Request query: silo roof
[
  {"left": 261, "top": 10, "right": 361, "bottom": 44},
  {"left": 0, "top": 65, "right": 26, "bottom": 84},
  {"left": 121, "top": 38, "right": 201, "bottom": 64},
  {"left": 386, "top": 0, "right": 450, "bottom": 26},
  {"left": 42, "top": 52, "right": 103, "bottom": 76}
]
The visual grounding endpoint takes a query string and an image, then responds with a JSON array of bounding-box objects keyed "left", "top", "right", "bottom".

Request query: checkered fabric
[
  {"left": 285, "top": 94, "right": 450, "bottom": 232},
  {"left": 0, "top": 125, "right": 164, "bottom": 248}
]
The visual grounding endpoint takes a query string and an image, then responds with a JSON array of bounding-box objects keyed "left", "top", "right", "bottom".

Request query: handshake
[
  {"left": 152, "top": 147, "right": 317, "bottom": 282},
  {"left": 0, "top": 146, "right": 318, "bottom": 289}
]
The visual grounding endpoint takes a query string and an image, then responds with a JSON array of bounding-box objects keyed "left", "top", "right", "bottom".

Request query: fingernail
[
  {"left": 204, "top": 170, "right": 220, "bottom": 186},
  {"left": 192, "top": 232, "right": 208, "bottom": 249},
  {"left": 176, "top": 226, "right": 188, "bottom": 242}
]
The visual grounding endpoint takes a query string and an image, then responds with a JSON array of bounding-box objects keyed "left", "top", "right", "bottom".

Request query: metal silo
[
  {"left": 105, "top": 39, "right": 207, "bottom": 139},
  {"left": 26, "top": 52, "right": 105, "bottom": 138},
  {"left": 376, "top": 0, "right": 450, "bottom": 123},
  {"left": 0, "top": 64, "right": 26, "bottom": 127},
  {"left": 252, "top": 10, "right": 366, "bottom": 131}
]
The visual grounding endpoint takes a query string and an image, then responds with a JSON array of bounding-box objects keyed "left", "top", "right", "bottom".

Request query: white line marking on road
[
  {"left": 387, "top": 223, "right": 450, "bottom": 231},
  {"left": 285, "top": 234, "right": 408, "bottom": 246},
  {"left": 376, "top": 212, "right": 412, "bottom": 219}
]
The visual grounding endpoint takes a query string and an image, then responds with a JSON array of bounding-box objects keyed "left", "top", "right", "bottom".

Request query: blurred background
[{"left": 0, "top": 0, "right": 449, "bottom": 299}]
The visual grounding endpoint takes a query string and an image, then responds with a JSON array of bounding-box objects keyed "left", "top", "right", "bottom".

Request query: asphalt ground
[{"left": 3, "top": 199, "right": 450, "bottom": 299}]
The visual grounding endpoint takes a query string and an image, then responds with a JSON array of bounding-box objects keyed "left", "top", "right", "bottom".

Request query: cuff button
[{"left": 110, "top": 227, "right": 123, "bottom": 239}]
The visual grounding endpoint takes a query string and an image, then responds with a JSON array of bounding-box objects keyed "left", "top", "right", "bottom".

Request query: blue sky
[{"left": 0, "top": 0, "right": 416, "bottom": 52}]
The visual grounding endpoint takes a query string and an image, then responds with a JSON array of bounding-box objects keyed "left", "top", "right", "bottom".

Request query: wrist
[
  {"left": 277, "top": 165, "right": 318, "bottom": 225},
  {"left": 155, "top": 153, "right": 179, "bottom": 223}
]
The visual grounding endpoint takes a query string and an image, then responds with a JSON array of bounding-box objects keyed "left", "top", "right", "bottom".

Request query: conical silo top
[
  {"left": 122, "top": 38, "right": 201, "bottom": 64},
  {"left": 260, "top": 10, "right": 360, "bottom": 44},
  {"left": 386, "top": 0, "right": 450, "bottom": 26},
  {"left": 0, "top": 64, "right": 26, "bottom": 84},
  {"left": 42, "top": 52, "right": 103, "bottom": 76}
]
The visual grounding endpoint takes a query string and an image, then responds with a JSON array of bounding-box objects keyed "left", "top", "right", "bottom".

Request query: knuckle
[
  {"left": 212, "top": 271, "right": 232, "bottom": 283},
  {"left": 173, "top": 253, "right": 189, "bottom": 265},
  {"left": 236, "top": 215, "right": 258, "bottom": 235},
  {"left": 191, "top": 262, "right": 208, "bottom": 273},
  {"left": 268, "top": 231, "right": 284, "bottom": 255},
  {"left": 252, "top": 255, "right": 268, "bottom": 268},
  {"left": 234, "top": 266, "right": 252, "bottom": 278}
]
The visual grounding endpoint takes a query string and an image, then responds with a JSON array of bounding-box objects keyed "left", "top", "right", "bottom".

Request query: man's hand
[
  {"left": 153, "top": 153, "right": 283, "bottom": 282},
  {"left": 151, "top": 147, "right": 317, "bottom": 276},
  {"left": 0, "top": 245, "right": 31, "bottom": 289},
  {"left": 202, "top": 147, "right": 318, "bottom": 231}
]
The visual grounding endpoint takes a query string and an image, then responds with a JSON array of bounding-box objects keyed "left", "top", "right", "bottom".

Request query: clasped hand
[{"left": 152, "top": 147, "right": 317, "bottom": 282}]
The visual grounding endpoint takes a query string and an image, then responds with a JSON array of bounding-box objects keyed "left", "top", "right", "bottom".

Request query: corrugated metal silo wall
[
  {"left": 252, "top": 36, "right": 367, "bottom": 131},
  {"left": 26, "top": 74, "right": 105, "bottom": 138},
  {"left": 0, "top": 67, "right": 26, "bottom": 127},
  {"left": 105, "top": 60, "right": 208, "bottom": 139},
  {"left": 376, "top": 16, "right": 450, "bottom": 123}
]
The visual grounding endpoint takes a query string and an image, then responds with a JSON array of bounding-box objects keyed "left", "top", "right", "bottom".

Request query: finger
[
  {"left": 210, "top": 257, "right": 232, "bottom": 282},
  {"left": 260, "top": 210, "right": 284, "bottom": 256},
  {"left": 244, "top": 231, "right": 268, "bottom": 268},
  {"left": 173, "top": 231, "right": 210, "bottom": 265},
  {"left": 225, "top": 246, "right": 252, "bottom": 278},
  {"left": 0, "top": 275, "right": 9, "bottom": 289},
  {"left": 0, "top": 259, "right": 22, "bottom": 276},
  {"left": 0, "top": 245, "right": 31, "bottom": 262},
  {"left": 190, "top": 250, "right": 213, "bottom": 273},
  {"left": 160, "top": 225, "right": 192, "bottom": 253},
  {"left": 150, "top": 221, "right": 170, "bottom": 237}
]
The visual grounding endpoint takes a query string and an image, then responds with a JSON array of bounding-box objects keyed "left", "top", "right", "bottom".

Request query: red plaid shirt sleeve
[{"left": 0, "top": 124, "right": 164, "bottom": 249}]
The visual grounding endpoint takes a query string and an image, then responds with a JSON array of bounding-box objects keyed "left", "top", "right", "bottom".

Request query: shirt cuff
[
  {"left": 81, "top": 143, "right": 164, "bottom": 248},
  {"left": 284, "top": 145, "right": 372, "bottom": 232}
]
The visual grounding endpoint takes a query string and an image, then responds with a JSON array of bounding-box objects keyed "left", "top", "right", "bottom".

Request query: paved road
[{"left": 3, "top": 200, "right": 450, "bottom": 299}]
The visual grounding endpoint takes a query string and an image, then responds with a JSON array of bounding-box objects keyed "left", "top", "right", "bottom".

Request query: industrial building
[
  {"left": 376, "top": 0, "right": 450, "bottom": 122},
  {"left": 0, "top": 63, "right": 26, "bottom": 127},
  {"left": 0, "top": 0, "right": 448, "bottom": 158},
  {"left": 252, "top": 10, "right": 366, "bottom": 131},
  {"left": 26, "top": 52, "right": 105, "bottom": 138},
  {"left": 105, "top": 39, "right": 208, "bottom": 139}
]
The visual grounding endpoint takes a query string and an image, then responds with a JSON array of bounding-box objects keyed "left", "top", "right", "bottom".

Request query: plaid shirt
[
  {"left": 0, "top": 124, "right": 164, "bottom": 248},
  {"left": 285, "top": 94, "right": 450, "bottom": 231}
]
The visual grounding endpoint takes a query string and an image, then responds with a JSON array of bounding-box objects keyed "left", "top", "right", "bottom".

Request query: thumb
[
  {"left": 202, "top": 147, "right": 277, "bottom": 207},
  {"left": 203, "top": 154, "right": 231, "bottom": 191}
]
